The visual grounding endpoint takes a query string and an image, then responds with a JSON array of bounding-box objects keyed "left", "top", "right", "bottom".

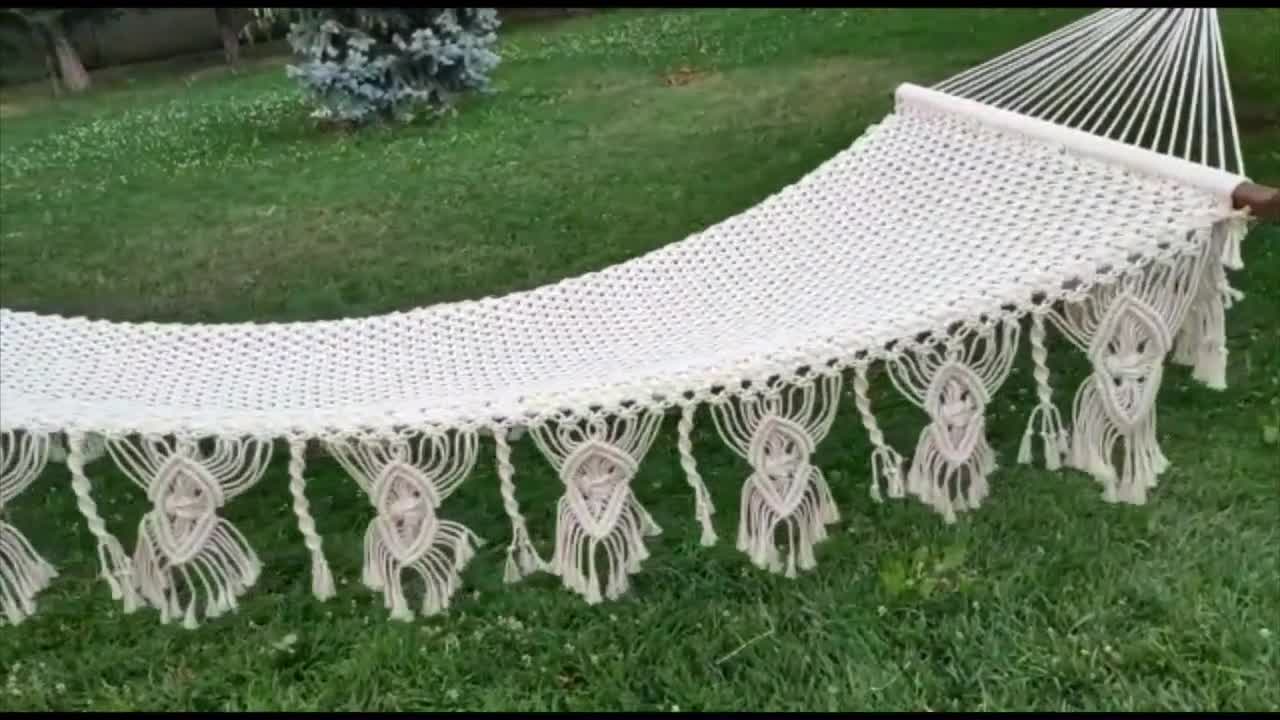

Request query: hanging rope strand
[{"left": 933, "top": 8, "right": 1244, "bottom": 176}]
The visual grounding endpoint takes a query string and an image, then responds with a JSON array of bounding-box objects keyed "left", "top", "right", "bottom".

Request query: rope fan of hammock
[{"left": 1, "top": 8, "right": 1275, "bottom": 627}]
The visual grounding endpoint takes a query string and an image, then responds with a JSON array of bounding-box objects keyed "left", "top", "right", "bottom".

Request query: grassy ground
[{"left": 1, "top": 8, "right": 1278, "bottom": 712}]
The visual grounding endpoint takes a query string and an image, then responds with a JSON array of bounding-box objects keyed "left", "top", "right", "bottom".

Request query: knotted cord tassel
[
  {"left": 711, "top": 375, "right": 842, "bottom": 576},
  {"left": 677, "top": 404, "right": 718, "bottom": 546},
  {"left": 736, "top": 462, "right": 836, "bottom": 578},
  {"left": 134, "top": 509, "right": 263, "bottom": 627},
  {"left": 106, "top": 436, "right": 272, "bottom": 627},
  {"left": 1053, "top": 248, "right": 1205, "bottom": 506},
  {"left": 66, "top": 432, "right": 139, "bottom": 613},
  {"left": 551, "top": 482, "right": 654, "bottom": 604},
  {"left": 906, "top": 419, "right": 998, "bottom": 524},
  {"left": 1, "top": 431, "right": 57, "bottom": 625},
  {"left": 853, "top": 364, "right": 905, "bottom": 501},
  {"left": 1019, "top": 312, "right": 1070, "bottom": 470},
  {"left": 328, "top": 432, "right": 482, "bottom": 621},
  {"left": 287, "top": 438, "right": 335, "bottom": 601},
  {"left": 1069, "top": 375, "right": 1168, "bottom": 505},
  {"left": 888, "top": 322, "right": 1020, "bottom": 524},
  {"left": 1174, "top": 224, "right": 1244, "bottom": 390},
  {"left": 495, "top": 429, "right": 546, "bottom": 583},
  {"left": 0, "top": 518, "right": 57, "bottom": 625},
  {"left": 1221, "top": 212, "right": 1248, "bottom": 271},
  {"left": 531, "top": 413, "right": 663, "bottom": 604},
  {"left": 1189, "top": 285, "right": 1228, "bottom": 391}
]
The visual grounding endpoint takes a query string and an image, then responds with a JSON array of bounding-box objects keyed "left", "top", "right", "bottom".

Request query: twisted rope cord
[
  {"left": 853, "top": 366, "right": 904, "bottom": 501},
  {"left": 496, "top": 429, "right": 546, "bottom": 582},
  {"left": 287, "top": 438, "right": 335, "bottom": 600},
  {"left": 67, "top": 432, "right": 138, "bottom": 612},
  {"left": 677, "top": 404, "right": 717, "bottom": 547},
  {"left": 1018, "top": 312, "right": 1070, "bottom": 470}
]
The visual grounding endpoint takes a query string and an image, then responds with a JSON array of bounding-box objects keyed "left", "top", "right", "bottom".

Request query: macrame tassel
[
  {"left": 329, "top": 431, "right": 483, "bottom": 621},
  {"left": 1069, "top": 377, "right": 1167, "bottom": 505},
  {"left": 1175, "top": 219, "right": 1248, "bottom": 389},
  {"left": 1019, "top": 313, "right": 1070, "bottom": 470},
  {"left": 364, "top": 516, "right": 481, "bottom": 621},
  {"left": 1189, "top": 289, "right": 1228, "bottom": 390},
  {"left": 1171, "top": 311, "right": 1201, "bottom": 368},
  {"left": 677, "top": 405, "right": 718, "bottom": 546},
  {"left": 531, "top": 412, "right": 664, "bottom": 603},
  {"left": 495, "top": 429, "right": 546, "bottom": 583},
  {"left": 1221, "top": 213, "right": 1248, "bottom": 271},
  {"left": 0, "top": 520, "right": 57, "bottom": 625},
  {"left": 103, "top": 435, "right": 273, "bottom": 627},
  {"left": 887, "top": 322, "right": 1020, "bottom": 524},
  {"left": 712, "top": 374, "right": 843, "bottom": 576},
  {"left": 1053, "top": 266, "right": 1200, "bottom": 506},
  {"left": 853, "top": 365, "right": 905, "bottom": 501},
  {"left": 287, "top": 439, "right": 335, "bottom": 601},
  {"left": 134, "top": 514, "right": 262, "bottom": 627},
  {"left": 66, "top": 433, "right": 139, "bottom": 613},
  {"left": 0, "top": 430, "right": 58, "bottom": 625},
  {"left": 906, "top": 429, "right": 997, "bottom": 524},
  {"left": 736, "top": 465, "right": 836, "bottom": 578},
  {"left": 1174, "top": 262, "right": 1237, "bottom": 390},
  {"left": 551, "top": 489, "right": 654, "bottom": 604}
]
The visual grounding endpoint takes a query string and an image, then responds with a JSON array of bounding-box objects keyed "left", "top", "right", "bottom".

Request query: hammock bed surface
[{"left": 0, "top": 85, "right": 1242, "bottom": 439}]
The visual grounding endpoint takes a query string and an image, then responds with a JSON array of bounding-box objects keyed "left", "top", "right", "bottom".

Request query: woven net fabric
[
  {"left": 0, "top": 93, "right": 1236, "bottom": 440},
  {"left": 0, "top": 8, "right": 1264, "bottom": 626}
]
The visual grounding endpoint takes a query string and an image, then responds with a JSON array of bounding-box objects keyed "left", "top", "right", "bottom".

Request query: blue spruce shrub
[{"left": 276, "top": 8, "right": 501, "bottom": 125}]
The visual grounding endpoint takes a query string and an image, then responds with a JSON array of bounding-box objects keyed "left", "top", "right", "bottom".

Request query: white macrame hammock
[{"left": 0, "top": 8, "right": 1263, "bottom": 626}]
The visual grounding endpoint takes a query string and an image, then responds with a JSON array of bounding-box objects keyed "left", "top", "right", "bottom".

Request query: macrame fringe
[
  {"left": 711, "top": 375, "right": 843, "bottom": 574},
  {"left": 1020, "top": 313, "right": 1070, "bottom": 470},
  {"left": 135, "top": 515, "right": 262, "bottom": 628},
  {"left": 888, "top": 323, "right": 1020, "bottom": 524},
  {"left": 0, "top": 520, "right": 57, "bottom": 625},
  {"left": 1069, "top": 377, "right": 1168, "bottom": 505},
  {"left": 102, "top": 436, "right": 273, "bottom": 626},
  {"left": 1173, "top": 218, "right": 1249, "bottom": 390},
  {"left": 853, "top": 365, "right": 905, "bottom": 502},
  {"left": 1, "top": 430, "right": 57, "bottom": 625},
  {"left": 552, "top": 491, "right": 657, "bottom": 604},
  {"left": 287, "top": 439, "right": 335, "bottom": 601},
  {"left": 1018, "top": 404, "right": 1070, "bottom": 471},
  {"left": 1221, "top": 213, "right": 1248, "bottom": 271},
  {"left": 364, "top": 518, "right": 482, "bottom": 621},
  {"left": 531, "top": 412, "right": 664, "bottom": 603},
  {"left": 907, "top": 431, "right": 997, "bottom": 524},
  {"left": 66, "top": 433, "right": 139, "bottom": 612},
  {"left": 1051, "top": 246, "right": 1206, "bottom": 506},
  {"left": 737, "top": 466, "right": 837, "bottom": 578},
  {"left": 869, "top": 447, "right": 906, "bottom": 502},
  {"left": 495, "top": 430, "right": 547, "bottom": 583},
  {"left": 503, "top": 526, "right": 544, "bottom": 585},
  {"left": 677, "top": 405, "right": 718, "bottom": 546},
  {"left": 1173, "top": 268, "right": 1237, "bottom": 391},
  {"left": 328, "top": 431, "right": 483, "bottom": 620}
]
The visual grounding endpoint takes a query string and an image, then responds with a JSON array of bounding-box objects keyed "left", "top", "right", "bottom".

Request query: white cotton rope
[
  {"left": 286, "top": 438, "right": 336, "bottom": 601},
  {"left": 937, "top": 8, "right": 1245, "bottom": 176},
  {"left": 0, "top": 8, "right": 1260, "bottom": 623}
]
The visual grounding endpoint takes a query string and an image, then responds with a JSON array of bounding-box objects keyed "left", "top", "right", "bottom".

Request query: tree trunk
[
  {"left": 45, "top": 21, "right": 90, "bottom": 93},
  {"left": 44, "top": 49, "right": 63, "bottom": 97},
  {"left": 215, "top": 8, "right": 240, "bottom": 68}
]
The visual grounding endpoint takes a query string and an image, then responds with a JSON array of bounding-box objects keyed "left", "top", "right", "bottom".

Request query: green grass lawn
[{"left": 2, "top": 8, "right": 1278, "bottom": 712}]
